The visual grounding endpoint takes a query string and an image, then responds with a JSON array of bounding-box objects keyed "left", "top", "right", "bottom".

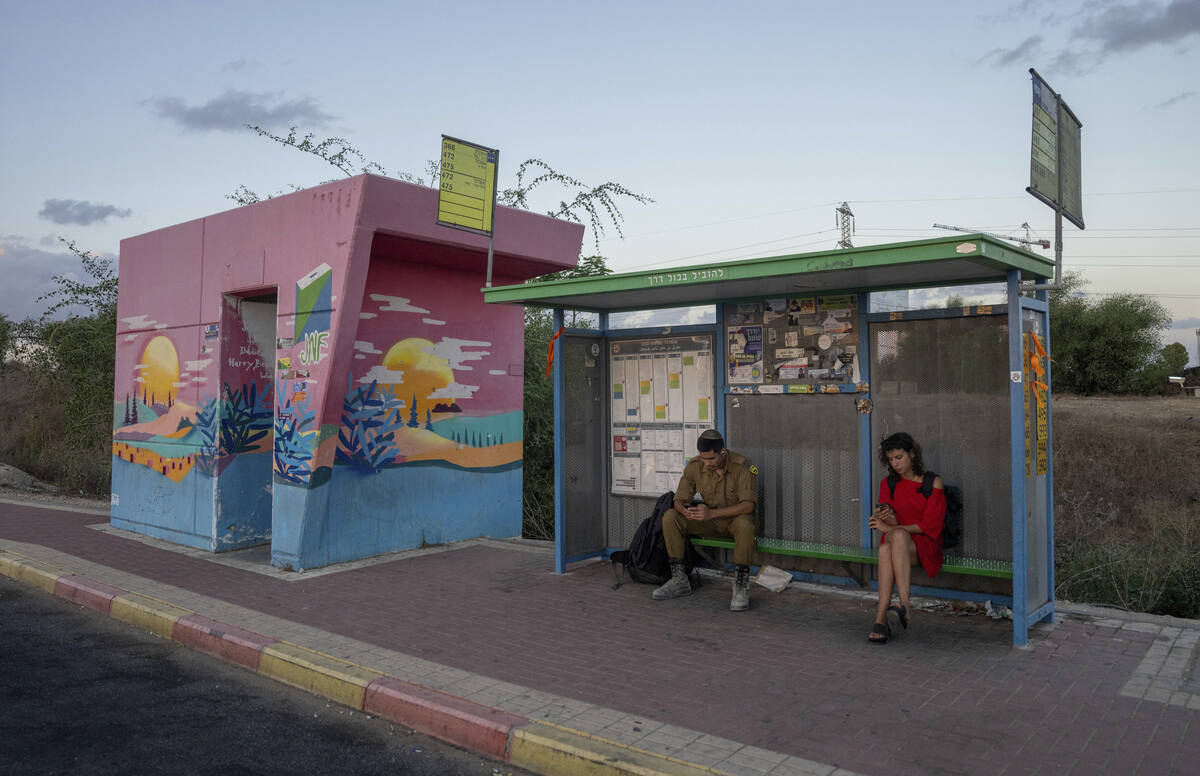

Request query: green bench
[{"left": 690, "top": 536, "right": 1013, "bottom": 579}]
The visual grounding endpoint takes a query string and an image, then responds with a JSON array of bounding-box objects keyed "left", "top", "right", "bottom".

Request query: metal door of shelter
[{"left": 555, "top": 330, "right": 607, "bottom": 569}]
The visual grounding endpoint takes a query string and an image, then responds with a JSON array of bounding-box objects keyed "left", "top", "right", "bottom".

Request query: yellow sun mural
[
  {"left": 382, "top": 338, "right": 453, "bottom": 404},
  {"left": 138, "top": 335, "right": 180, "bottom": 405}
]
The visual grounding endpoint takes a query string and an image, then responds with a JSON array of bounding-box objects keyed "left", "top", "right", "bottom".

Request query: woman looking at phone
[{"left": 867, "top": 432, "right": 946, "bottom": 644}]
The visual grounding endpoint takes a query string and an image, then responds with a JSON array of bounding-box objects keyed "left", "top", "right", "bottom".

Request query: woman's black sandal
[
  {"left": 868, "top": 622, "right": 890, "bottom": 644},
  {"left": 887, "top": 604, "right": 909, "bottom": 630}
]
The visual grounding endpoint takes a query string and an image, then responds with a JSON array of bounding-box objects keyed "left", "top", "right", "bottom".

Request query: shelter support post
[
  {"left": 553, "top": 307, "right": 566, "bottom": 574},
  {"left": 1040, "top": 287, "right": 1056, "bottom": 626},
  {"left": 857, "top": 293, "right": 873, "bottom": 552},
  {"left": 1007, "top": 269, "right": 1029, "bottom": 646}
]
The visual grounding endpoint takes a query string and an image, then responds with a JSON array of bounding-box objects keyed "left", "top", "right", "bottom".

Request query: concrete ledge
[
  {"left": 364, "top": 676, "right": 526, "bottom": 761},
  {"left": 258, "top": 642, "right": 385, "bottom": 709},
  {"left": 173, "top": 614, "right": 275, "bottom": 671},
  {"left": 53, "top": 575, "right": 126, "bottom": 614},
  {"left": 109, "top": 592, "right": 194, "bottom": 639},
  {"left": 510, "top": 722, "right": 721, "bottom": 776},
  {"left": 0, "top": 552, "right": 63, "bottom": 593}
]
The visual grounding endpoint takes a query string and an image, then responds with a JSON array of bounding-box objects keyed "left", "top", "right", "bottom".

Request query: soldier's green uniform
[{"left": 663, "top": 450, "right": 758, "bottom": 567}]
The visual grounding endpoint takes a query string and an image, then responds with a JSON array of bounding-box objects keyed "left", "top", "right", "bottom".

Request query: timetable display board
[
  {"left": 610, "top": 335, "right": 715, "bottom": 496},
  {"left": 724, "top": 296, "right": 860, "bottom": 391},
  {"left": 437, "top": 135, "right": 498, "bottom": 236}
]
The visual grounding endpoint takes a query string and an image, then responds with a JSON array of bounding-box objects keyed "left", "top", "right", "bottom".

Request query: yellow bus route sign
[{"left": 437, "top": 135, "right": 498, "bottom": 236}]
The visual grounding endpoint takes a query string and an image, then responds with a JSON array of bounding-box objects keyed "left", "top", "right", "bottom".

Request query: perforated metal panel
[
  {"left": 608, "top": 493, "right": 658, "bottom": 549},
  {"left": 725, "top": 394, "right": 862, "bottom": 545},
  {"left": 869, "top": 316, "right": 1013, "bottom": 561},
  {"left": 561, "top": 336, "right": 607, "bottom": 557},
  {"left": 1022, "top": 309, "right": 1050, "bottom": 609}
]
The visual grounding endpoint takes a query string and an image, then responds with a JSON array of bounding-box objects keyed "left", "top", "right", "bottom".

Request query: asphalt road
[{"left": 0, "top": 576, "right": 533, "bottom": 776}]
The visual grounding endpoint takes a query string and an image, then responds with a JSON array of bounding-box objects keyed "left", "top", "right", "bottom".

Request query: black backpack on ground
[
  {"left": 610, "top": 492, "right": 705, "bottom": 588},
  {"left": 886, "top": 472, "right": 963, "bottom": 550}
]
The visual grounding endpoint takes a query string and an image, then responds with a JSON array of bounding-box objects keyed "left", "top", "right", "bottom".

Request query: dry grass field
[{"left": 1053, "top": 394, "right": 1200, "bottom": 617}]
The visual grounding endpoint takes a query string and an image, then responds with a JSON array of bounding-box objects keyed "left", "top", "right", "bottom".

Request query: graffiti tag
[{"left": 300, "top": 330, "right": 329, "bottom": 365}]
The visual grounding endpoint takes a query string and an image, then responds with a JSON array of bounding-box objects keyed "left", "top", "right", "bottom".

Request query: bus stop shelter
[{"left": 484, "top": 234, "right": 1057, "bottom": 646}]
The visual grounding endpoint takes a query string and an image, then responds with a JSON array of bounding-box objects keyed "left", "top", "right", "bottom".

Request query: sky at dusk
[{"left": 2, "top": 0, "right": 1198, "bottom": 365}]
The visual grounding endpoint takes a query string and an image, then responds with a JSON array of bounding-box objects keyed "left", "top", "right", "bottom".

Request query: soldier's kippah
[{"left": 696, "top": 429, "right": 724, "bottom": 452}]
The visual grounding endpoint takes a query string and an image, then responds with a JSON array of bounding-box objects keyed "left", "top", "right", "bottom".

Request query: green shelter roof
[{"left": 482, "top": 234, "right": 1054, "bottom": 312}]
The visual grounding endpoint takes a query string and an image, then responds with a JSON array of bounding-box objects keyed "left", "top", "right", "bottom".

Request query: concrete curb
[{"left": 0, "top": 548, "right": 739, "bottom": 776}]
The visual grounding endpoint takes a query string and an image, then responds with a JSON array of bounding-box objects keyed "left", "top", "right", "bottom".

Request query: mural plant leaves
[
  {"left": 193, "top": 394, "right": 220, "bottom": 476},
  {"left": 273, "top": 377, "right": 316, "bottom": 484},
  {"left": 335, "top": 377, "right": 405, "bottom": 472},
  {"left": 220, "top": 381, "right": 273, "bottom": 454}
]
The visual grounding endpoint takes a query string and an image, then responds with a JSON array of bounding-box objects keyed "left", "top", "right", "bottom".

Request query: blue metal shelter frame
[{"left": 486, "top": 235, "right": 1056, "bottom": 646}]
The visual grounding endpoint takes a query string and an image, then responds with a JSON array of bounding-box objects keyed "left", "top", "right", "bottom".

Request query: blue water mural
[
  {"left": 431, "top": 411, "right": 523, "bottom": 445},
  {"left": 271, "top": 460, "right": 522, "bottom": 570}
]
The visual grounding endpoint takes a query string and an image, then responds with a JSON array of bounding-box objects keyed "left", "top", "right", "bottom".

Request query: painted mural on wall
[
  {"left": 111, "top": 295, "right": 278, "bottom": 550},
  {"left": 339, "top": 272, "right": 523, "bottom": 475},
  {"left": 265, "top": 258, "right": 525, "bottom": 570}
]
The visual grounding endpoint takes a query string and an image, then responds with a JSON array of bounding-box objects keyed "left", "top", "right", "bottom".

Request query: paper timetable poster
[{"left": 610, "top": 336, "right": 714, "bottom": 496}]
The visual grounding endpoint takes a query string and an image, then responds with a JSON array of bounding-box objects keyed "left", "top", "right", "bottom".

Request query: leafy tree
[
  {"left": 0, "top": 313, "right": 11, "bottom": 369},
  {"left": 1049, "top": 272, "right": 1172, "bottom": 394},
  {"left": 1161, "top": 342, "right": 1189, "bottom": 375},
  {"left": 4, "top": 239, "right": 117, "bottom": 492},
  {"left": 1136, "top": 341, "right": 1190, "bottom": 394}
]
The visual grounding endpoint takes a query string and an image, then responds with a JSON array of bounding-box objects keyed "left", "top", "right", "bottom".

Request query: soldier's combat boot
[
  {"left": 730, "top": 565, "right": 750, "bottom": 611},
  {"left": 652, "top": 559, "right": 692, "bottom": 600}
]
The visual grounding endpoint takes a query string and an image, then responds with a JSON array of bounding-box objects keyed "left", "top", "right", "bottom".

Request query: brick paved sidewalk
[{"left": 2, "top": 501, "right": 1197, "bottom": 775}]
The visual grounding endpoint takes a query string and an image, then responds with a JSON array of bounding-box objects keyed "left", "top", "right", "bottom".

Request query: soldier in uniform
[{"left": 653, "top": 429, "right": 759, "bottom": 611}]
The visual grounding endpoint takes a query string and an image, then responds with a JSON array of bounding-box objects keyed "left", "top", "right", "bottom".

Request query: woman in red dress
[{"left": 867, "top": 432, "right": 945, "bottom": 644}]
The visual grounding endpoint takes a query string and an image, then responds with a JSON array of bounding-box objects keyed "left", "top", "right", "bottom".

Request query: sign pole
[{"left": 486, "top": 235, "right": 494, "bottom": 288}]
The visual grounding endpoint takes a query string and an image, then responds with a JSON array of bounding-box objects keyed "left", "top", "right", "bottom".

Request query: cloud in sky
[
  {"left": 1074, "top": 0, "right": 1200, "bottom": 55},
  {"left": 1158, "top": 90, "right": 1196, "bottom": 108},
  {"left": 0, "top": 239, "right": 104, "bottom": 321},
  {"left": 1042, "top": 0, "right": 1200, "bottom": 74},
  {"left": 979, "top": 35, "right": 1044, "bottom": 67},
  {"left": 38, "top": 198, "right": 131, "bottom": 225},
  {"left": 220, "top": 58, "right": 260, "bottom": 73},
  {"left": 145, "top": 89, "right": 335, "bottom": 132}
]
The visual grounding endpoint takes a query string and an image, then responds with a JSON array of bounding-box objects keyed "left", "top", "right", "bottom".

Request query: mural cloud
[
  {"left": 358, "top": 365, "right": 407, "bottom": 385},
  {"left": 39, "top": 198, "right": 132, "bottom": 226},
  {"left": 370, "top": 294, "right": 430, "bottom": 314},
  {"left": 428, "top": 383, "right": 480, "bottom": 400},
  {"left": 428, "top": 338, "right": 491, "bottom": 370}
]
